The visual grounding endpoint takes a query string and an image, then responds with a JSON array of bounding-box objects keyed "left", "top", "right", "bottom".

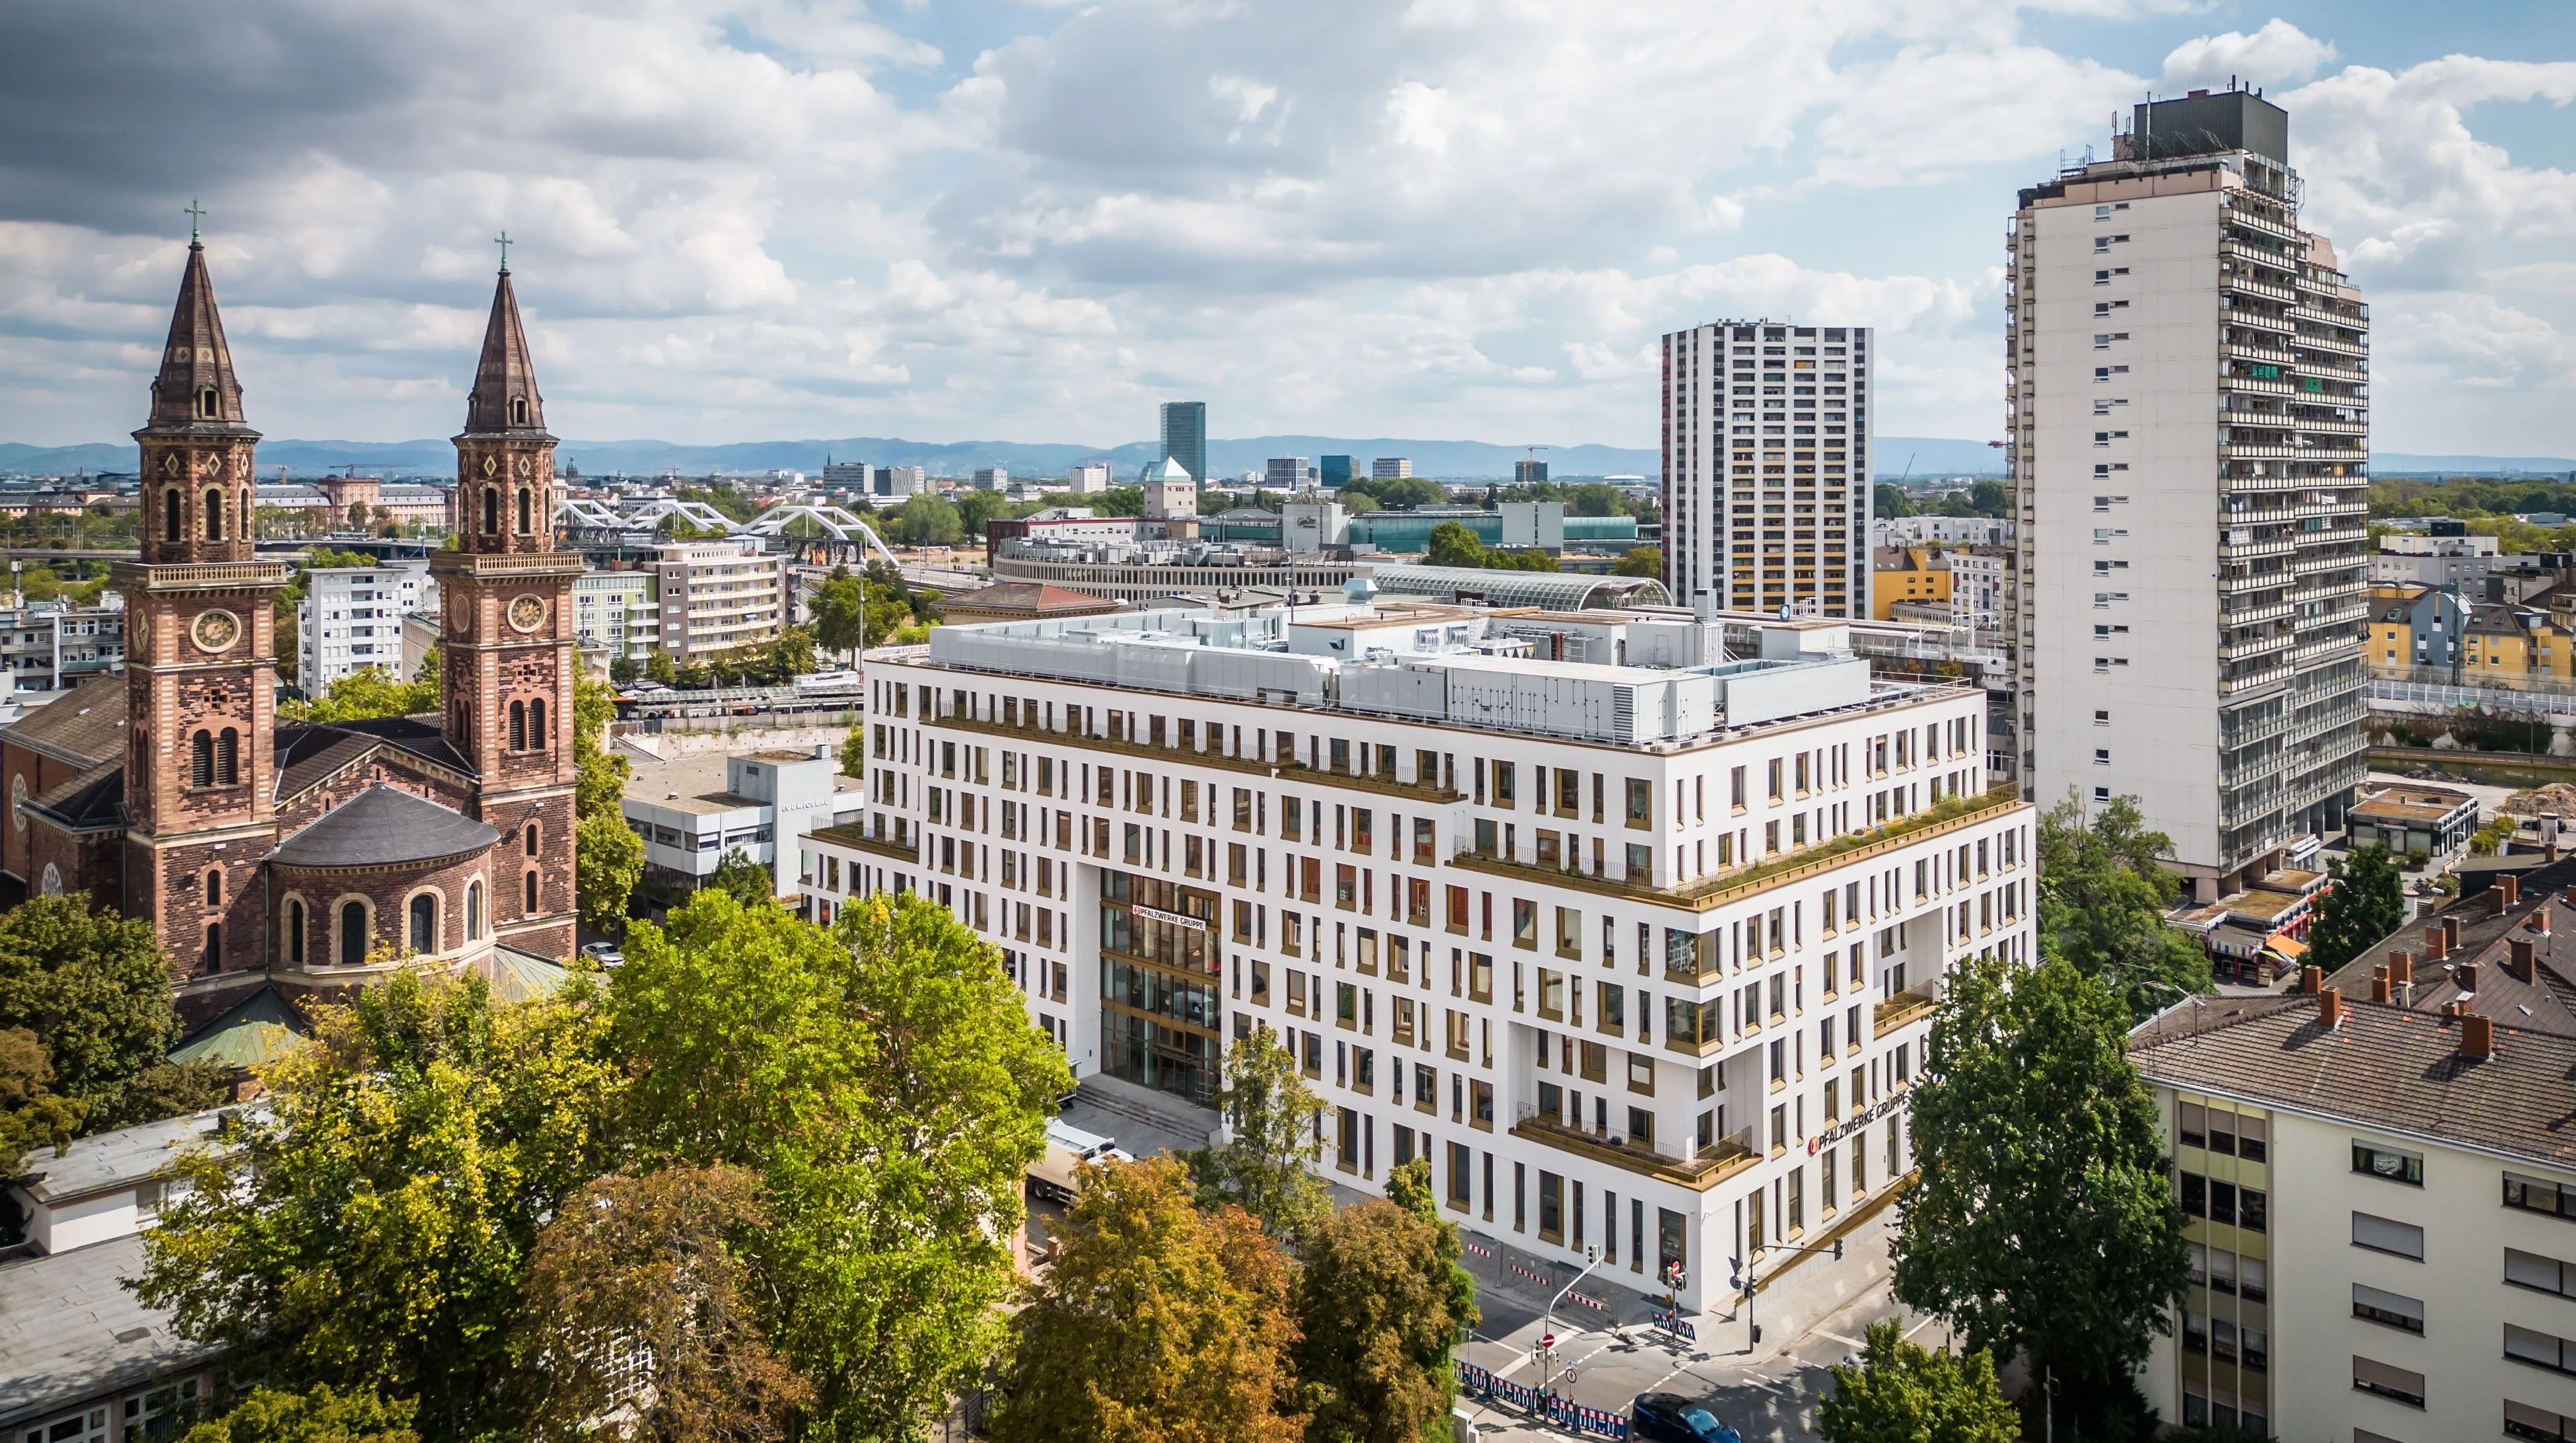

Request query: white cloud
[{"left": 2161, "top": 19, "right": 2338, "bottom": 92}]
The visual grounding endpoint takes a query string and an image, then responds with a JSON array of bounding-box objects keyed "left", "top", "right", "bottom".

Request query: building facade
[
  {"left": 1161, "top": 402, "right": 1208, "bottom": 485},
  {"left": 0, "top": 601, "right": 125, "bottom": 692},
  {"left": 806, "top": 605, "right": 2033, "bottom": 1320},
  {"left": 1659, "top": 322, "right": 1874, "bottom": 620},
  {"left": 573, "top": 568, "right": 657, "bottom": 661},
  {"left": 1373, "top": 457, "right": 1413, "bottom": 481},
  {"left": 0, "top": 242, "right": 581, "bottom": 1008},
  {"left": 2011, "top": 89, "right": 2369, "bottom": 897},
  {"left": 1266, "top": 457, "right": 1310, "bottom": 492},
  {"left": 650, "top": 540, "right": 787, "bottom": 659},
  {"left": 297, "top": 562, "right": 436, "bottom": 691}
]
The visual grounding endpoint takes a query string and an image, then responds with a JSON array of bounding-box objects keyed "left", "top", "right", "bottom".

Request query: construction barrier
[
  {"left": 1646, "top": 1307, "right": 1698, "bottom": 1343},
  {"left": 1455, "top": 1362, "right": 1630, "bottom": 1440},
  {"left": 1565, "top": 1289, "right": 1609, "bottom": 1314}
]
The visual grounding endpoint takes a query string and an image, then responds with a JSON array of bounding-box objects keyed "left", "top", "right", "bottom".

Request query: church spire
[
  {"left": 145, "top": 239, "right": 253, "bottom": 433},
  {"left": 462, "top": 266, "right": 547, "bottom": 436}
]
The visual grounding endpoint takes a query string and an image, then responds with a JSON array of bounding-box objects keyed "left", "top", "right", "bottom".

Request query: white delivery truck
[{"left": 1028, "top": 1117, "right": 1130, "bottom": 1203}]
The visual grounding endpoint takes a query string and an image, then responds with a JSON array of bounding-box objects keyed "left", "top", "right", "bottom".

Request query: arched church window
[
  {"left": 517, "top": 488, "right": 532, "bottom": 535},
  {"left": 203, "top": 488, "right": 223, "bottom": 541},
  {"left": 410, "top": 894, "right": 436, "bottom": 953},
  {"left": 466, "top": 881, "right": 482, "bottom": 939},
  {"left": 205, "top": 868, "right": 222, "bottom": 907},
  {"left": 190, "top": 730, "right": 213, "bottom": 788},
  {"left": 164, "top": 488, "right": 182, "bottom": 543},
  {"left": 524, "top": 822, "right": 539, "bottom": 857},
  {"left": 340, "top": 901, "right": 369, "bottom": 966},
  {"left": 286, "top": 899, "right": 305, "bottom": 965},
  {"left": 199, "top": 387, "right": 219, "bottom": 419},
  {"left": 511, "top": 396, "right": 528, "bottom": 426},
  {"left": 204, "top": 922, "right": 221, "bottom": 966},
  {"left": 509, "top": 700, "right": 527, "bottom": 751},
  {"left": 524, "top": 870, "right": 539, "bottom": 913},
  {"left": 482, "top": 487, "right": 499, "bottom": 535},
  {"left": 530, "top": 698, "right": 547, "bottom": 747},
  {"left": 216, "top": 727, "right": 239, "bottom": 786}
]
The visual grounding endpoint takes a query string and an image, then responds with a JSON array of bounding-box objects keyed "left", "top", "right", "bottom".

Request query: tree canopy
[
  {"left": 1816, "top": 1321, "right": 2019, "bottom": 1443},
  {"left": 2035, "top": 792, "right": 2213, "bottom": 1021},
  {"left": 180, "top": 1384, "right": 420, "bottom": 1443},
  {"left": 1293, "top": 1192, "right": 1477, "bottom": 1443},
  {"left": 280, "top": 661, "right": 439, "bottom": 723},
  {"left": 2308, "top": 842, "right": 2405, "bottom": 973},
  {"left": 573, "top": 677, "right": 641, "bottom": 934},
  {"left": 888, "top": 492, "right": 963, "bottom": 547},
  {"left": 1890, "top": 955, "right": 2186, "bottom": 1438},
  {"left": 1610, "top": 545, "right": 1662, "bottom": 579},
  {"left": 1187, "top": 1027, "right": 1328, "bottom": 1237},
  {"left": 988, "top": 1156, "right": 1305, "bottom": 1443},
  {"left": 0, "top": 896, "right": 213, "bottom": 1126},
  {"left": 1422, "top": 522, "right": 1558, "bottom": 573}
]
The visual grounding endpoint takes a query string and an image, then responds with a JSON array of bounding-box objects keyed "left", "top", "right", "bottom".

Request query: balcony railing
[
  {"left": 1509, "top": 1107, "right": 1759, "bottom": 1191},
  {"left": 1873, "top": 988, "right": 1938, "bottom": 1038}
]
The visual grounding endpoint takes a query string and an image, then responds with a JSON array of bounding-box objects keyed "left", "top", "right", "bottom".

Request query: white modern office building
[
  {"left": 2011, "top": 88, "right": 2369, "bottom": 896},
  {"left": 1659, "top": 322, "right": 1873, "bottom": 621},
  {"left": 573, "top": 569, "right": 657, "bottom": 661},
  {"left": 803, "top": 601, "right": 2033, "bottom": 1321},
  {"left": 1068, "top": 462, "right": 1114, "bottom": 495},
  {"left": 297, "top": 561, "right": 436, "bottom": 689}
]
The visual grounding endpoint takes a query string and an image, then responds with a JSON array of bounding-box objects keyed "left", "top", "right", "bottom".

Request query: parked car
[
  {"left": 580, "top": 940, "right": 624, "bottom": 968},
  {"left": 1631, "top": 1393, "right": 1740, "bottom": 1443}
]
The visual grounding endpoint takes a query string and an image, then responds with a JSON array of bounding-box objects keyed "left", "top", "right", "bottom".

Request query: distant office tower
[
  {"left": 2011, "top": 87, "right": 2368, "bottom": 899},
  {"left": 1659, "top": 322, "right": 1873, "bottom": 618},
  {"left": 877, "top": 466, "right": 925, "bottom": 498},
  {"left": 1320, "top": 455, "right": 1357, "bottom": 489},
  {"left": 1160, "top": 402, "right": 1208, "bottom": 484},
  {"left": 1515, "top": 459, "right": 1549, "bottom": 487},
  {"left": 973, "top": 466, "right": 1008, "bottom": 490},
  {"left": 1266, "top": 457, "right": 1308, "bottom": 492},
  {"left": 1067, "top": 461, "right": 1112, "bottom": 494},
  {"left": 1372, "top": 457, "right": 1412, "bottom": 480},
  {"left": 820, "top": 460, "right": 870, "bottom": 490}
]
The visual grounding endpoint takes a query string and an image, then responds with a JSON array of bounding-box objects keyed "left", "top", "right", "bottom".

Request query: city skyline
[{"left": 0, "top": 4, "right": 2566, "bottom": 455}]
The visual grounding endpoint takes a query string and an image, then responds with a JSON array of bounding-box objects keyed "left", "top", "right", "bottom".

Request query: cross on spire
[
  {"left": 494, "top": 229, "right": 512, "bottom": 272},
  {"left": 185, "top": 198, "right": 205, "bottom": 246}
]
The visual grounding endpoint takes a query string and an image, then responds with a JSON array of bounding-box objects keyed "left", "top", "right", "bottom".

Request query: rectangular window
[
  {"left": 2352, "top": 1210, "right": 2425, "bottom": 1260},
  {"left": 2510, "top": 1247, "right": 2576, "bottom": 1298},
  {"left": 2351, "top": 1355, "right": 2425, "bottom": 1408},
  {"left": 2353, "top": 1140, "right": 2424, "bottom": 1185},
  {"left": 2508, "top": 1172, "right": 2576, "bottom": 1221},
  {"left": 2509, "top": 1324, "right": 2576, "bottom": 1378},
  {"left": 2352, "top": 1282, "right": 2425, "bottom": 1334}
]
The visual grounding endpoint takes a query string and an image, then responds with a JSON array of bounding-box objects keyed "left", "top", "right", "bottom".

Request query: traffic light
[{"left": 1833, "top": 1240, "right": 1844, "bottom": 1261}]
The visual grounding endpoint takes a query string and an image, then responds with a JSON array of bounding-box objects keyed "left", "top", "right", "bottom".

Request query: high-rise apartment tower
[
  {"left": 2009, "top": 89, "right": 2369, "bottom": 897},
  {"left": 1660, "top": 322, "right": 1872, "bottom": 618},
  {"left": 1159, "top": 401, "right": 1207, "bottom": 486}
]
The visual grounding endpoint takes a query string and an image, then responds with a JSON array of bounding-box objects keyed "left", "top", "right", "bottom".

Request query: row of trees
[
  {"left": 1422, "top": 521, "right": 1559, "bottom": 573},
  {"left": 138, "top": 887, "right": 1071, "bottom": 1442},
  {"left": 1875, "top": 480, "right": 2009, "bottom": 520}
]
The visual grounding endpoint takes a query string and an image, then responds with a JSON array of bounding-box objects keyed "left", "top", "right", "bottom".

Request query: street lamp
[
  {"left": 1536, "top": 1245, "right": 1601, "bottom": 1398},
  {"left": 1728, "top": 1238, "right": 1842, "bottom": 1351}
]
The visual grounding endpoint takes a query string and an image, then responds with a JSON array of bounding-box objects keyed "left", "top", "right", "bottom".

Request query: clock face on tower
[
  {"left": 192, "top": 609, "right": 240, "bottom": 653},
  {"left": 508, "top": 594, "right": 548, "bottom": 633}
]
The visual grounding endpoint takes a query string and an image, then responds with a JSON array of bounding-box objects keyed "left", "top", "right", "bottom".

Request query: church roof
[
  {"left": 460, "top": 268, "right": 548, "bottom": 437},
  {"left": 24, "top": 762, "right": 124, "bottom": 833},
  {"left": 270, "top": 783, "right": 499, "bottom": 868},
  {"left": 139, "top": 241, "right": 255, "bottom": 436},
  {"left": 488, "top": 946, "right": 571, "bottom": 1004},
  {"left": 0, "top": 672, "right": 127, "bottom": 769},
  {"left": 170, "top": 985, "right": 305, "bottom": 1071}
]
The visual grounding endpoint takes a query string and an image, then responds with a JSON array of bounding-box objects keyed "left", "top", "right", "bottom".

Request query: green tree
[
  {"left": 987, "top": 1156, "right": 1305, "bottom": 1443},
  {"left": 0, "top": 896, "right": 183, "bottom": 1116},
  {"left": 134, "top": 969, "right": 623, "bottom": 1441},
  {"left": 1186, "top": 1029, "right": 1328, "bottom": 1237},
  {"left": 1294, "top": 1195, "right": 1478, "bottom": 1443},
  {"left": 645, "top": 649, "right": 678, "bottom": 684},
  {"left": 574, "top": 678, "right": 642, "bottom": 934},
  {"left": 768, "top": 625, "right": 818, "bottom": 681},
  {"left": 841, "top": 721, "right": 866, "bottom": 779},
  {"left": 611, "top": 891, "right": 1070, "bottom": 1441},
  {"left": 890, "top": 492, "right": 962, "bottom": 547},
  {"left": 1370, "top": 478, "right": 1448, "bottom": 511},
  {"left": 1336, "top": 488, "right": 1381, "bottom": 516},
  {"left": 82, "top": 1059, "right": 229, "bottom": 1133},
  {"left": 810, "top": 567, "right": 868, "bottom": 660},
  {"left": 517, "top": 1165, "right": 810, "bottom": 1443},
  {"left": 180, "top": 1384, "right": 419, "bottom": 1443},
  {"left": 1610, "top": 546, "right": 1662, "bottom": 579},
  {"left": 709, "top": 846, "right": 774, "bottom": 908},
  {"left": 2036, "top": 792, "right": 2213, "bottom": 1021},
  {"left": 610, "top": 655, "right": 641, "bottom": 684},
  {"left": 2308, "top": 842, "right": 2405, "bottom": 973},
  {"left": 1890, "top": 956, "right": 2186, "bottom": 1439},
  {"left": 1423, "top": 523, "right": 1485, "bottom": 570},
  {"left": 1875, "top": 483, "right": 1917, "bottom": 519},
  {"left": 0, "top": 1026, "right": 83, "bottom": 1174},
  {"left": 956, "top": 489, "right": 1011, "bottom": 538},
  {"left": 1815, "top": 1320, "right": 2018, "bottom": 1443},
  {"left": 281, "top": 666, "right": 437, "bottom": 723}
]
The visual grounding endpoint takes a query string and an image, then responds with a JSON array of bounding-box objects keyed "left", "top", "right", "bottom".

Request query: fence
[{"left": 1456, "top": 1362, "right": 1629, "bottom": 1439}]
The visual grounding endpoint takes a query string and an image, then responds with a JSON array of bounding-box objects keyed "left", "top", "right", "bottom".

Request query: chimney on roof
[
  {"left": 2446, "top": 916, "right": 2463, "bottom": 952},
  {"left": 2458, "top": 961, "right": 2481, "bottom": 994},
  {"left": 2506, "top": 874, "right": 2523, "bottom": 906},
  {"left": 2391, "top": 950, "right": 2415, "bottom": 1005},
  {"left": 2463, "top": 1012, "right": 2496, "bottom": 1060},
  {"left": 2301, "top": 964, "right": 2324, "bottom": 994},
  {"left": 2424, "top": 925, "right": 2449, "bottom": 961},
  {"left": 2511, "top": 937, "right": 2539, "bottom": 982},
  {"left": 2319, "top": 986, "right": 2345, "bottom": 1029},
  {"left": 2532, "top": 905, "right": 2553, "bottom": 935},
  {"left": 2372, "top": 966, "right": 2391, "bottom": 1004}
]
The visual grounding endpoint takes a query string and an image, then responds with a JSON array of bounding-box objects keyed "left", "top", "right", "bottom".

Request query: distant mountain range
[{"left": 3, "top": 433, "right": 2564, "bottom": 483}]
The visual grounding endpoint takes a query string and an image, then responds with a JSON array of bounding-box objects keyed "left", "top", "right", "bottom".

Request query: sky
[{"left": 0, "top": 0, "right": 2571, "bottom": 455}]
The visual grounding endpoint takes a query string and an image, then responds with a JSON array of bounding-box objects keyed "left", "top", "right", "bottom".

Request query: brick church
[{"left": 0, "top": 238, "right": 582, "bottom": 1020}]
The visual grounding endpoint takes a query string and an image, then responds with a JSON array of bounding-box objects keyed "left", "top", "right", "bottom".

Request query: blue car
[{"left": 1631, "top": 1393, "right": 1740, "bottom": 1443}]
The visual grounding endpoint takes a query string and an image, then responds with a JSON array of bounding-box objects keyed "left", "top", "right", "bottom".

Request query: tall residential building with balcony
[
  {"left": 802, "top": 603, "right": 2033, "bottom": 1327},
  {"left": 0, "top": 601, "right": 125, "bottom": 693},
  {"left": 1661, "top": 322, "right": 1873, "bottom": 620},
  {"left": 2009, "top": 89, "right": 2369, "bottom": 897},
  {"left": 298, "top": 562, "right": 437, "bottom": 690},
  {"left": 651, "top": 540, "right": 787, "bottom": 660},
  {"left": 573, "top": 569, "right": 657, "bottom": 661}
]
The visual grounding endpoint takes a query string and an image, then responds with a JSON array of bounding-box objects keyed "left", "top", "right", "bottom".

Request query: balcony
[
  {"left": 2219, "top": 570, "right": 2295, "bottom": 595},
  {"left": 1873, "top": 987, "right": 1938, "bottom": 1038},
  {"left": 2219, "top": 632, "right": 2295, "bottom": 663},
  {"left": 932, "top": 713, "right": 1464, "bottom": 806},
  {"left": 2221, "top": 271, "right": 2299, "bottom": 303},
  {"left": 2221, "top": 373, "right": 2298, "bottom": 397},
  {"left": 2218, "top": 535, "right": 2296, "bottom": 560},
  {"left": 2226, "top": 205, "right": 2305, "bottom": 244},
  {"left": 2221, "top": 599, "right": 2295, "bottom": 626},
  {"left": 1510, "top": 1107, "right": 1760, "bottom": 1191},
  {"left": 2223, "top": 341, "right": 2298, "bottom": 367},
  {"left": 2295, "top": 330, "right": 2369, "bottom": 359},
  {"left": 808, "top": 821, "right": 919, "bottom": 865},
  {"left": 2222, "top": 663, "right": 2293, "bottom": 696},
  {"left": 2222, "top": 239, "right": 2301, "bottom": 275}
]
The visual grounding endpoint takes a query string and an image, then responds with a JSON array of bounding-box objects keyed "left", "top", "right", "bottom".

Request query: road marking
[
  {"left": 1815, "top": 1329, "right": 1863, "bottom": 1350},
  {"left": 1903, "top": 1314, "right": 1944, "bottom": 1341}
]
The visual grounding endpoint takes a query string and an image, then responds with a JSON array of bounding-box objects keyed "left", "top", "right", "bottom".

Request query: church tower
[
  {"left": 116, "top": 237, "right": 291, "bottom": 980},
  {"left": 433, "top": 266, "right": 581, "bottom": 959}
]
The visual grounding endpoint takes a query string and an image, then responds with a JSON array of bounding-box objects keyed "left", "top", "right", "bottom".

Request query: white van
[{"left": 1028, "top": 1118, "right": 1130, "bottom": 1203}]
